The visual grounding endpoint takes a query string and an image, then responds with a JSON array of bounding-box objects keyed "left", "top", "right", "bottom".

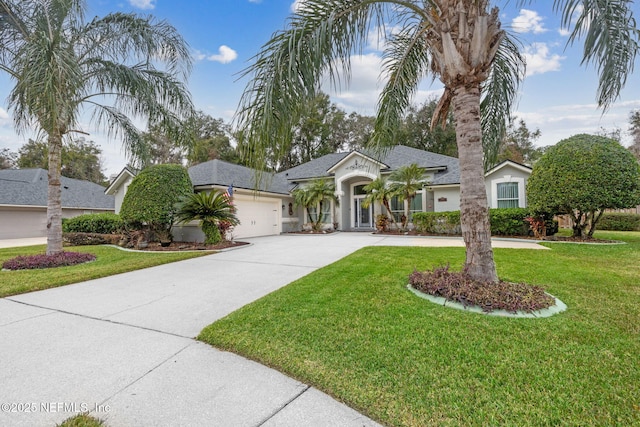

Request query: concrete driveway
[{"left": 0, "top": 233, "right": 546, "bottom": 426}]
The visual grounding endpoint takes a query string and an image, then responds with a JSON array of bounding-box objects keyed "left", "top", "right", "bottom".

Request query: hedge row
[
  {"left": 62, "top": 232, "right": 122, "bottom": 246},
  {"left": 597, "top": 213, "right": 640, "bottom": 231},
  {"left": 62, "top": 213, "right": 123, "bottom": 234},
  {"left": 413, "top": 208, "right": 558, "bottom": 236}
]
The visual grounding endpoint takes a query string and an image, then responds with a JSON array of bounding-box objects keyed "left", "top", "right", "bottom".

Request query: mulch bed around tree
[{"left": 136, "top": 241, "right": 250, "bottom": 251}]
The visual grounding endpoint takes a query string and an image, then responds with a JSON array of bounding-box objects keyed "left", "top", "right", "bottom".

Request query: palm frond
[
  {"left": 235, "top": 0, "right": 391, "bottom": 175},
  {"left": 76, "top": 12, "right": 192, "bottom": 79},
  {"left": 86, "top": 103, "right": 148, "bottom": 166},
  {"left": 374, "top": 21, "right": 431, "bottom": 151},
  {"left": 175, "top": 191, "right": 239, "bottom": 226},
  {"left": 480, "top": 32, "right": 525, "bottom": 170},
  {"left": 554, "top": 0, "right": 639, "bottom": 108}
]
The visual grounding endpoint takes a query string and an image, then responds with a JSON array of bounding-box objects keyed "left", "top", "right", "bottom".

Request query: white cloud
[
  {"left": 515, "top": 99, "right": 640, "bottom": 147},
  {"left": 523, "top": 43, "right": 564, "bottom": 76},
  {"left": 512, "top": 9, "right": 547, "bottom": 34},
  {"left": 291, "top": 0, "right": 306, "bottom": 12},
  {"left": 321, "top": 53, "right": 383, "bottom": 114},
  {"left": 0, "top": 107, "right": 9, "bottom": 120},
  {"left": 557, "top": 28, "right": 571, "bottom": 37},
  {"left": 206, "top": 45, "right": 238, "bottom": 64},
  {"left": 129, "top": 0, "right": 155, "bottom": 10},
  {"left": 248, "top": 0, "right": 262, "bottom": 3},
  {"left": 192, "top": 49, "right": 206, "bottom": 61}
]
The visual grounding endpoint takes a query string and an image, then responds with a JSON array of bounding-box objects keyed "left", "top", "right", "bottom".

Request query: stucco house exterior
[
  {"left": 106, "top": 145, "right": 532, "bottom": 240},
  {"left": 0, "top": 168, "right": 115, "bottom": 239}
]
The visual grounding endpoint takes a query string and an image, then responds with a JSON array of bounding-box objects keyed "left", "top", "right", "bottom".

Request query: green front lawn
[
  {"left": 0, "top": 245, "right": 210, "bottom": 298},
  {"left": 199, "top": 231, "right": 640, "bottom": 426}
]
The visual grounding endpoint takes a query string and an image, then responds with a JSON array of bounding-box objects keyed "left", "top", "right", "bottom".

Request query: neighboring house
[
  {"left": 0, "top": 168, "right": 115, "bottom": 239},
  {"left": 106, "top": 145, "right": 532, "bottom": 240}
]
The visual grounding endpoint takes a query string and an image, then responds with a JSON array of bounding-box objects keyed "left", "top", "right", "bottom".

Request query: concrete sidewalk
[
  {"left": 0, "top": 233, "right": 546, "bottom": 426},
  {"left": 0, "top": 237, "right": 47, "bottom": 249}
]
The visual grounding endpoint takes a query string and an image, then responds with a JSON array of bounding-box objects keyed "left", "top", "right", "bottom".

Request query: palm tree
[
  {"left": 175, "top": 191, "right": 240, "bottom": 244},
  {"left": 292, "top": 178, "right": 338, "bottom": 231},
  {"left": 389, "top": 164, "right": 427, "bottom": 230},
  {"left": 0, "top": 0, "right": 194, "bottom": 255},
  {"left": 362, "top": 177, "right": 400, "bottom": 231},
  {"left": 235, "top": 0, "right": 638, "bottom": 282}
]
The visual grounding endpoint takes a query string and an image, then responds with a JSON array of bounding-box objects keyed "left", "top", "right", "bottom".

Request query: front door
[{"left": 354, "top": 196, "right": 372, "bottom": 229}]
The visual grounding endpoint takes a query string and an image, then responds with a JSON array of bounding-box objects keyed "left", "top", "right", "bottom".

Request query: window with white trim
[
  {"left": 496, "top": 182, "right": 519, "bottom": 208},
  {"left": 390, "top": 193, "right": 423, "bottom": 222},
  {"left": 308, "top": 198, "right": 332, "bottom": 223}
]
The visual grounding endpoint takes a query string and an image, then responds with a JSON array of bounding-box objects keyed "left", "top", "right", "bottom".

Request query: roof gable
[
  {"left": 105, "top": 166, "right": 137, "bottom": 195},
  {"left": 485, "top": 160, "right": 533, "bottom": 177},
  {"left": 326, "top": 151, "right": 388, "bottom": 174}
]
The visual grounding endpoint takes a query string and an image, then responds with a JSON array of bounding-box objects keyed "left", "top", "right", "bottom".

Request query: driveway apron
[{"left": 1, "top": 233, "right": 387, "bottom": 427}]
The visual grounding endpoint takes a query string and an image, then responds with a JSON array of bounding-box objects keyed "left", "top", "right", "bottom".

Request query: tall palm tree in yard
[
  {"left": 235, "top": 0, "right": 638, "bottom": 282},
  {"left": 389, "top": 163, "right": 427, "bottom": 230},
  {"left": 292, "top": 178, "right": 338, "bottom": 231},
  {"left": 0, "top": 0, "right": 194, "bottom": 254}
]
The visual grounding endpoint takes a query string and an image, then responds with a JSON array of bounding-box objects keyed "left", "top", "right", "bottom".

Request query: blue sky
[{"left": 1, "top": 0, "right": 639, "bottom": 176}]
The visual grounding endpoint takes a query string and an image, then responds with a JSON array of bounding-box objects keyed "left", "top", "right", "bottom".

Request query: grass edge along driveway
[
  {"left": 0, "top": 245, "right": 211, "bottom": 298},
  {"left": 199, "top": 231, "right": 640, "bottom": 427}
]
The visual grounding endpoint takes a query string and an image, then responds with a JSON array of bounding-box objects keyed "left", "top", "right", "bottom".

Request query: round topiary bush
[
  {"left": 120, "top": 164, "right": 193, "bottom": 241},
  {"left": 527, "top": 134, "right": 640, "bottom": 237}
]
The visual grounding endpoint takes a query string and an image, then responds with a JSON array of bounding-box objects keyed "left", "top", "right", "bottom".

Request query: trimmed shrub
[
  {"left": 62, "top": 213, "right": 123, "bottom": 234},
  {"left": 597, "top": 213, "right": 640, "bottom": 231},
  {"left": 2, "top": 252, "right": 96, "bottom": 270},
  {"left": 120, "top": 164, "right": 193, "bottom": 241},
  {"left": 63, "top": 232, "right": 121, "bottom": 246},
  {"left": 489, "top": 208, "right": 529, "bottom": 236},
  {"left": 413, "top": 211, "right": 461, "bottom": 234},
  {"left": 413, "top": 208, "right": 557, "bottom": 236}
]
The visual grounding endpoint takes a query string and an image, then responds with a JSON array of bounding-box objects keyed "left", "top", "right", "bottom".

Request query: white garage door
[{"left": 232, "top": 195, "right": 281, "bottom": 238}]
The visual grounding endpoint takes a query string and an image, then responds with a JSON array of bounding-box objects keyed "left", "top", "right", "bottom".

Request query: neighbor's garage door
[
  {"left": 0, "top": 207, "right": 46, "bottom": 239},
  {"left": 232, "top": 195, "right": 280, "bottom": 238}
]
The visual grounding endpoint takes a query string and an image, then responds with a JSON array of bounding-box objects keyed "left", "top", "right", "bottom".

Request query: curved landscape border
[
  {"left": 407, "top": 284, "right": 567, "bottom": 318},
  {"left": 104, "top": 243, "right": 252, "bottom": 254}
]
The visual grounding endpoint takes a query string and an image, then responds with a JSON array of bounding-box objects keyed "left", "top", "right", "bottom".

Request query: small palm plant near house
[
  {"left": 292, "top": 179, "right": 338, "bottom": 231},
  {"left": 389, "top": 164, "right": 427, "bottom": 230},
  {"left": 176, "top": 191, "right": 239, "bottom": 244},
  {"left": 362, "top": 177, "right": 400, "bottom": 231}
]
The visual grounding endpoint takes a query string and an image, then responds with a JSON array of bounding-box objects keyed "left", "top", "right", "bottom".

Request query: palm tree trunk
[
  {"left": 383, "top": 200, "right": 400, "bottom": 231},
  {"left": 452, "top": 83, "right": 498, "bottom": 283},
  {"left": 46, "top": 133, "right": 64, "bottom": 255}
]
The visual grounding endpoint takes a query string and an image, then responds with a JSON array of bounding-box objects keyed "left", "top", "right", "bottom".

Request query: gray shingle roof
[
  {"left": 189, "top": 159, "right": 291, "bottom": 194},
  {"left": 279, "top": 152, "right": 350, "bottom": 180},
  {"left": 0, "top": 168, "right": 115, "bottom": 209},
  {"left": 277, "top": 145, "right": 461, "bottom": 185}
]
